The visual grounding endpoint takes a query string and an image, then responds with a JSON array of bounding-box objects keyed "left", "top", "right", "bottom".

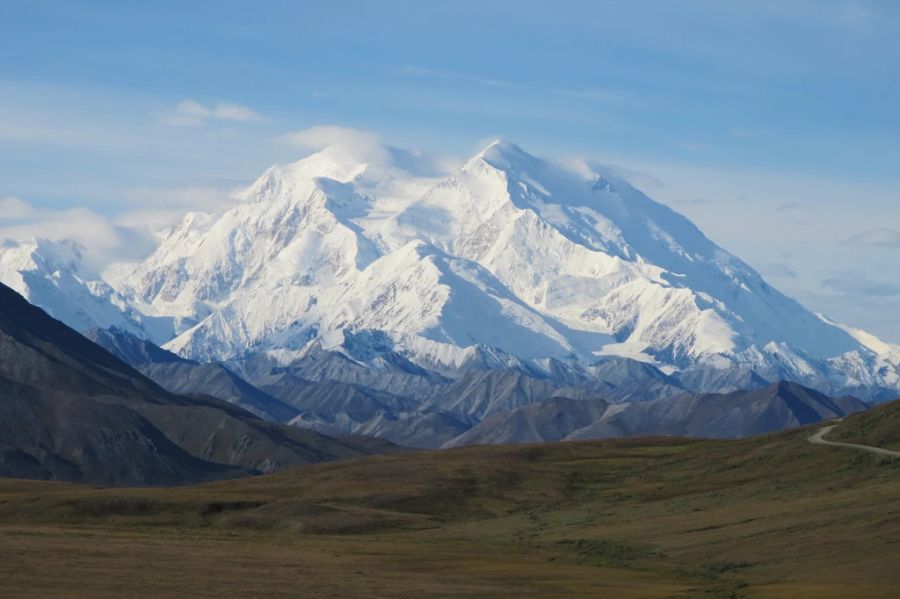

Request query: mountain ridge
[
  {"left": 1, "top": 140, "right": 897, "bottom": 401},
  {"left": 0, "top": 282, "right": 395, "bottom": 484},
  {"left": 87, "top": 326, "right": 867, "bottom": 449}
]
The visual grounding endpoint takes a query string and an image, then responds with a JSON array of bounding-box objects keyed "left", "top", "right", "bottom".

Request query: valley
[{"left": 0, "top": 409, "right": 898, "bottom": 598}]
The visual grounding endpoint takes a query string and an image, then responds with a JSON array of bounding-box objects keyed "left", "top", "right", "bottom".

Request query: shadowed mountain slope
[
  {"left": 84, "top": 327, "right": 299, "bottom": 422},
  {"left": 446, "top": 381, "right": 867, "bottom": 447},
  {"left": 0, "top": 283, "right": 395, "bottom": 485}
]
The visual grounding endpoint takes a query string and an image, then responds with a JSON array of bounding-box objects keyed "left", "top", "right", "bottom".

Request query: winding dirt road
[{"left": 808, "top": 424, "right": 900, "bottom": 458}]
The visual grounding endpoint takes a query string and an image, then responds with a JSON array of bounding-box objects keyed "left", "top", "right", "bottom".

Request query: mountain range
[
  {"left": 84, "top": 323, "right": 867, "bottom": 449},
  {"left": 3, "top": 141, "right": 897, "bottom": 397},
  {"left": 1, "top": 140, "right": 897, "bottom": 451}
]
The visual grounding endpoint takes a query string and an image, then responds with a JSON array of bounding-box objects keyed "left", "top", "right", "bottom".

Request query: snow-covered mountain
[
  {"left": 0, "top": 238, "right": 158, "bottom": 338},
  {"left": 3, "top": 141, "right": 898, "bottom": 400}
]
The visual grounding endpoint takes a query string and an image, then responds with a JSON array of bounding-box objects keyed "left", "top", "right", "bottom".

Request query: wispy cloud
[
  {"left": 113, "top": 186, "right": 238, "bottom": 232},
  {"left": 279, "top": 125, "right": 456, "bottom": 176},
  {"left": 122, "top": 185, "right": 234, "bottom": 209},
  {"left": 759, "top": 261, "right": 798, "bottom": 279},
  {"left": 676, "top": 142, "right": 711, "bottom": 151},
  {"left": 837, "top": 1, "right": 874, "bottom": 27},
  {"left": 0, "top": 123, "right": 82, "bottom": 147},
  {"left": 777, "top": 202, "right": 802, "bottom": 212},
  {"left": 728, "top": 128, "right": 774, "bottom": 139},
  {"left": 822, "top": 270, "right": 900, "bottom": 297},
  {"left": 672, "top": 198, "right": 716, "bottom": 207},
  {"left": 281, "top": 125, "right": 383, "bottom": 153},
  {"left": 584, "top": 163, "right": 664, "bottom": 191},
  {"left": 0, "top": 196, "right": 154, "bottom": 269},
  {"left": 556, "top": 88, "right": 628, "bottom": 101},
  {"left": 0, "top": 196, "right": 37, "bottom": 219},
  {"left": 839, "top": 227, "right": 900, "bottom": 249},
  {"left": 0, "top": 185, "right": 247, "bottom": 267},
  {"left": 212, "top": 102, "right": 263, "bottom": 122},
  {"left": 393, "top": 65, "right": 518, "bottom": 88},
  {"left": 160, "top": 99, "right": 265, "bottom": 126}
]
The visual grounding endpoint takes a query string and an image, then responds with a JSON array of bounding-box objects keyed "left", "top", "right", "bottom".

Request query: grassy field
[
  {"left": 0, "top": 419, "right": 899, "bottom": 598},
  {"left": 831, "top": 398, "right": 900, "bottom": 451}
]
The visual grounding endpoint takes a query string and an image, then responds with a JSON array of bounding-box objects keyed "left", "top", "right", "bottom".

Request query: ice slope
[{"left": 386, "top": 141, "right": 862, "bottom": 366}]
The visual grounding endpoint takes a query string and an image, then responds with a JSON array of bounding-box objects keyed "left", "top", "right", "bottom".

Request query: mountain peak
[
  {"left": 263, "top": 145, "right": 372, "bottom": 188},
  {"left": 3, "top": 140, "right": 897, "bottom": 400},
  {"left": 477, "top": 138, "right": 518, "bottom": 154},
  {"left": 472, "top": 139, "right": 537, "bottom": 171}
]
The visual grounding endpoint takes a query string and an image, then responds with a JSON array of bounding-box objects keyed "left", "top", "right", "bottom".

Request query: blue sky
[{"left": 1, "top": 0, "right": 899, "bottom": 341}]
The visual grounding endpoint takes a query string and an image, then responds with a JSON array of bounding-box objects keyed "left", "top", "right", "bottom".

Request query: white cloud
[
  {"left": 160, "top": 99, "right": 264, "bottom": 126},
  {"left": 212, "top": 102, "right": 264, "bottom": 122},
  {"left": 0, "top": 196, "right": 38, "bottom": 219},
  {"left": 280, "top": 125, "right": 458, "bottom": 177},
  {"left": 280, "top": 125, "right": 390, "bottom": 166},
  {"left": 0, "top": 188, "right": 245, "bottom": 264},
  {"left": 115, "top": 185, "right": 240, "bottom": 231},
  {"left": 122, "top": 185, "right": 235, "bottom": 210},
  {"left": 281, "top": 125, "right": 382, "bottom": 153},
  {"left": 0, "top": 197, "right": 155, "bottom": 271}
]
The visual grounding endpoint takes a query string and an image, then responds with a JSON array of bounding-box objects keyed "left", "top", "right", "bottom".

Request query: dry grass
[
  {"left": 0, "top": 428, "right": 898, "bottom": 597},
  {"left": 831, "top": 398, "right": 900, "bottom": 451}
]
